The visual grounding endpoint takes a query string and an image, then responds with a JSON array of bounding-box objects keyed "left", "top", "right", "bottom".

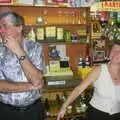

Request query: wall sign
[
  {"left": 102, "top": 1, "right": 120, "bottom": 12},
  {"left": 91, "top": 1, "right": 120, "bottom": 12}
]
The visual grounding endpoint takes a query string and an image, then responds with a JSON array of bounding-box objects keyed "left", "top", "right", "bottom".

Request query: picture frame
[
  {"left": 93, "top": 50, "right": 105, "bottom": 62},
  {"left": 92, "top": 21, "right": 101, "bottom": 34},
  {"left": 93, "top": 38, "right": 106, "bottom": 49}
]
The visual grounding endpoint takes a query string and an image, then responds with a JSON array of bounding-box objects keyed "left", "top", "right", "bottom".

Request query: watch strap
[{"left": 19, "top": 55, "right": 26, "bottom": 61}]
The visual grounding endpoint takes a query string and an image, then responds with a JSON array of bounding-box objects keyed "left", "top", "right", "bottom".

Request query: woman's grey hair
[{"left": 0, "top": 12, "right": 25, "bottom": 26}]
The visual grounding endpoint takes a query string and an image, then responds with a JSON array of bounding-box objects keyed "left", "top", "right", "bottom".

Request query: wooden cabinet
[
  {"left": 0, "top": 6, "right": 91, "bottom": 75},
  {"left": 43, "top": 76, "right": 88, "bottom": 120},
  {"left": 0, "top": 6, "right": 91, "bottom": 119},
  {"left": 43, "top": 76, "right": 93, "bottom": 120}
]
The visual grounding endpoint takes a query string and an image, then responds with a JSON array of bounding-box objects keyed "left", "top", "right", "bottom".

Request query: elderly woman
[{"left": 57, "top": 40, "right": 120, "bottom": 120}]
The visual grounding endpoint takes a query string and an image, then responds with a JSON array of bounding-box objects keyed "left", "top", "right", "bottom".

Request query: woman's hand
[{"left": 57, "top": 106, "right": 66, "bottom": 120}]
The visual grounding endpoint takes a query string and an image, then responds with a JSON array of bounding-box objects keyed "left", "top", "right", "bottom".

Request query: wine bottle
[{"left": 44, "top": 98, "right": 50, "bottom": 116}]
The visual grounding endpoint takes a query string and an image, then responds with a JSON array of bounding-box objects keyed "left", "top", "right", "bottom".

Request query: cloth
[
  {"left": 0, "top": 39, "right": 45, "bottom": 106},
  {"left": 86, "top": 104, "right": 120, "bottom": 120},
  {"left": 0, "top": 99, "right": 45, "bottom": 120},
  {"left": 90, "top": 64, "right": 120, "bottom": 114}
]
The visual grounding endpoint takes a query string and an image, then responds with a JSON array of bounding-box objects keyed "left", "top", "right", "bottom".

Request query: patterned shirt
[{"left": 0, "top": 39, "right": 45, "bottom": 107}]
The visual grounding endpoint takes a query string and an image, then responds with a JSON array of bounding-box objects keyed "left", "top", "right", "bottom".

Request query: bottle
[
  {"left": 108, "top": 12, "right": 117, "bottom": 26},
  {"left": 62, "top": 92, "right": 67, "bottom": 102},
  {"left": 85, "top": 56, "right": 90, "bottom": 68},
  {"left": 82, "top": 59, "right": 86, "bottom": 68},
  {"left": 78, "top": 61, "right": 83, "bottom": 68},
  {"left": 55, "top": 94, "right": 61, "bottom": 116},
  {"left": 56, "top": 94, "right": 61, "bottom": 107},
  {"left": 116, "top": 12, "right": 120, "bottom": 27},
  {"left": 78, "top": 56, "right": 83, "bottom": 68},
  {"left": 64, "top": 30, "right": 71, "bottom": 42},
  {"left": 85, "top": 61, "right": 90, "bottom": 68},
  {"left": 44, "top": 98, "right": 50, "bottom": 116}
]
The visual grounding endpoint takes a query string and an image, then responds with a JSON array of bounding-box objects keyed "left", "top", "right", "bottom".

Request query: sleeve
[{"left": 32, "top": 43, "right": 46, "bottom": 74}]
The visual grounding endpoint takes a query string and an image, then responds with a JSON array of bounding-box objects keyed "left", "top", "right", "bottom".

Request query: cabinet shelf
[
  {"left": 93, "top": 48, "right": 105, "bottom": 51},
  {"left": 26, "top": 24, "right": 89, "bottom": 26},
  {"left": 46, "top": 113, "right": 86, "bottom": 120},
  {"left": 43, "top": 88, "right": 74, "bottom": 93},
  {"left": 37, "top": 41, "right": 89, "bottom": 44}
]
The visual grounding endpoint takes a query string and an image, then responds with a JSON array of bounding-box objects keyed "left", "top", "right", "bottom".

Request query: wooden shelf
[
  {"left": 43, "top": 88, "right": 74, "bottom": 93},
  {"left": 37, "top": 41, "right": 89, "bottom": 44},
  {"left": 0, "top": 6, "right": 90, "bottom": 25},
  {"left": 46, "top": 113, "right": 86, "bottom": 120},
  {"left": 25, "top": 24, "right": 89, "bottom": 26}
]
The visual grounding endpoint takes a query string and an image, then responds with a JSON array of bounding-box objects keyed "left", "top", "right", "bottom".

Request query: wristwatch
[{"left": 19, "top": 55, "right": 27, "bottom": 61}]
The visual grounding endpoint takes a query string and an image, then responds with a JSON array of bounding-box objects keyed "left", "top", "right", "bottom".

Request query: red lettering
[
  {"left": 119, "top": 2, "right": 120, "bottom": 7},
  {"left": 104, "top": 2, "right": 109, "bottom": 7},
  {"left": 109, "top": 2, "right": 112, "bottom": 7},
  {"left": 112, "top": 2, "right": 115, "bottom": 7}
]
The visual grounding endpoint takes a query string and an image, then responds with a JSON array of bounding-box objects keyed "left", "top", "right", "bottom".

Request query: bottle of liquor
[
  {"left": 85, "top": 56, "right": 90, "bottom": 68},
  {"left": 78, "top": 56, "right": 83, "bottom": 68},
  {"left": 55, "top": 94, "right": 62, "bottom": 116},
  {"left": 44, "top": 98, "right": 50, "bottom": 117},
  {"left": 108, "top": 12, "right": 117, "bottom": 26},
  {"left": 116, "top": 12, "right": 120, "bottom": 27}
]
